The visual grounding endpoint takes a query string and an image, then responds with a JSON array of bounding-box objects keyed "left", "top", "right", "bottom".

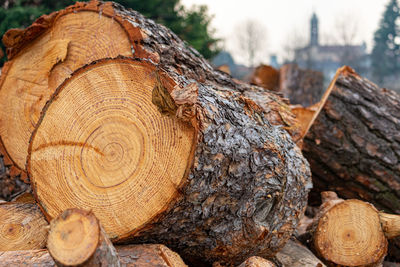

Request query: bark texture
[
  {"left": 0, "top": 156, "right": 29, "bottom": 201},
  {"left": 280, "top": 64, "right": 323, "bottom": 107},
  {"left": 0, "top": 244, "right": 187, "bottom": 266},
  {"left": 274, "top": 239, "right": 325, "bottom": 267},
  {"left": 0, "top": 0, "right": 302, "bottom": 201},
  {"left": 3, "top": 1, "right": 312, "bottom": 265},
  {"left": 28, "top": 57, "right": 312, "bottom": 266},
  {"left": 302, "top": 67, "right": 400, "bottom": 214}
]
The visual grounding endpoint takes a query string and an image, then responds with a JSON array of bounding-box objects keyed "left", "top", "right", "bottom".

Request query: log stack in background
[
  {"left": 0, "top": 1, "right": 312, "bottom": 266},
  {"left": 248, "top": 63, "right": 324, "bottom": 107},
  {"left": 1, "top": 0, "right": 400, "bottom": 265}
]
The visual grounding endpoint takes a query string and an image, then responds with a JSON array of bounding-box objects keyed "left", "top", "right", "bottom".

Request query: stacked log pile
[
  {"left": 0, "top": 1, "right": 399, "bottom": 266},
  {"left": 249, "top": 63, "right": 324, "bottom": 107}
]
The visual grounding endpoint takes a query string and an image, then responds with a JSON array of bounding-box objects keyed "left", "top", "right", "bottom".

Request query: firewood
[
  {"left": 26, "top": 56, "right": 311, "bottom": 265},
  {"left": 298, "top": 66, "right": 400, "bottom": 215},
  {"left": 0, "top": 202, "right": 48, "bottom": 251},
  {"left": 237, "top": 256, "right": 275, "bottom": 267},
  {"left": 47, "top": 208, "right": 120, "bottom": 266},
  {"left": 280, "top": 64, "right": 323, "bottom": 107},
  {"left": 0, "top": 244, "right": 187, "bottom": 266},
  {"left": 0, "top": 0, "right": 301, "bottom": 191},
  {"left": 250, "top": 65, "right": 280, "bottom": 91},
  {"left": 274, "top": 239, "right": 325, "bottom": 267},
  {"left": 306, "top": 192, "right": 400, "bottom": 266}
]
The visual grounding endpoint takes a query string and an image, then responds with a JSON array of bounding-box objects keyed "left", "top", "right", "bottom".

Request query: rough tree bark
[
  {"left": 280, "top": 64, "right": 323, "bottom": 107},
  {"left": 0, "top": 0, "right": 302, "bottom": 199},
  {"left": 0, "top": 244, "right": 187, "bottom": 266},
  {"left": 300, "top": 66, "right": 400, "bottom": 215},
  {"left": 0, "top": 201, "right": 48, "bottom": 251},
  {"left": 27, "top": 56, "right": 311, "bottom": 266}
]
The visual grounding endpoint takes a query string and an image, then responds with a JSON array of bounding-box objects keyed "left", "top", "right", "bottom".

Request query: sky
[{"left": 181, "top": 0, "right": 387, "bottom": 66}]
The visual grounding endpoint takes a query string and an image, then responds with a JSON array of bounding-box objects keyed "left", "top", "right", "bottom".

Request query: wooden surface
[
  {"left": 279, "top": 64, "right": 323, "bottom": 107},
  {"left": 0, "top": 202, "right": 48, "bottom": 251},
  {"left": 250, "top": 65, "right": 280, "bottom": 91},
  {"left": 29, "top": 59, "right": 195, "bottom": 241},
  {"left": 275, "top": 239, "right": 325, "bottom": 267},
  {"left": 237, "top": 256, "right": 275, "bottom": 267},
  {"left": 0, "top": 244, "right": 187, "bottom": 267},
  {"left": 28, "top": 56, "right": 311, "bottom": 265},
  {"left": 3, "top": 1, "right": 311, "bottom": 264},
  {"left": 47, "top": 208, "right": 120, "bottom": 266},
  {"left": 0, "top": 1, "right": 302, "bottom": 194},
  {"left": 313, "top": 199, "right": 387, "bottom": 266},
  {"left": 302, "top": 66, "right": 400, "bottom": 215}
]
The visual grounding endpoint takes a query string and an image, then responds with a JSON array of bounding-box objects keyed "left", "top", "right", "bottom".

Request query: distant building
[{"left": 294, "top": 13, "right": 370, "bottom": 82}]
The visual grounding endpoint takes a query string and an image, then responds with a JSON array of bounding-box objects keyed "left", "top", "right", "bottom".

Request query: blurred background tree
[
  {"left": 0, "top": 0, "right": 220, "bottom": 65},
  {"left": 371, "top": 0, "right": 400, "bottom": 83}
]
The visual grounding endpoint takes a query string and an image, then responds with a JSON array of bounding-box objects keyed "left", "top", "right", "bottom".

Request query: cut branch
[{"left": 47, "top": 208, "right": 120, "bottom": 267}]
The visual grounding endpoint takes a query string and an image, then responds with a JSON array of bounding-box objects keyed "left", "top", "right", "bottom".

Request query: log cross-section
[{"left": 47, "top": 208, "right": 120, "bottom": 267}]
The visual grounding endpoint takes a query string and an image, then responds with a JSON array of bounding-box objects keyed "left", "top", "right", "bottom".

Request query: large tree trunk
[
  {"left": 0, "top": 201, "right": 48, "bottom": 251},
  {"left": 0, "top": 1, "right": 302, "bottom": 200},
  {"left": 0, "top": 244, "right": 187, "bottom": 266},
  {"left": 27, "top": 56, "right": 311, "bottom": 266},
  {"left": 301, "top": 66, "right": 400, "bottom": 214}
]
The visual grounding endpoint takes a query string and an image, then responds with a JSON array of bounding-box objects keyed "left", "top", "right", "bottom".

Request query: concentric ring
[{"left": 28, "top": 59, "right": 196, "bottom": 239}]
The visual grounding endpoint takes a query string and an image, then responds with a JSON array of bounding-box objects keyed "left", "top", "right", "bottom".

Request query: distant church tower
[{"left": 310, "top": 13, "right": 319, "bottom": 46}]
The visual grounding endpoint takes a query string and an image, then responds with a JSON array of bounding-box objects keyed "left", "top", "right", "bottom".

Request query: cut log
[
  {"left": 279, "top": 64, "right": 323, "bottom": 107},
  {"left": 237, "top": 256, "right": 275, "bottom": 267},
  {"left": 0, "top": 0, "right": 301, "bottom": 187},
  {"left": 304, "top": 192, "right": 400, "bottom": 266},
  {"left": 47, "top": 208, "right": 120, "bottom": 266},
  {"left": 313, "top": 199, "right": 387, "bottom": 266},
  {"left": 300, "top": 66, "right": 400, "bottom": 214},
  {"left": 274, "top": 239, "right": 325, "bottom": 267},
  {"left": 0, "top": 202, "right": 48, "bottom": 251},
  {"left": 250, "top": 65, "right": 280, "bottom": 91},
  {"left": 27, "top": 56, "right": 311, "bottom": 265},
  {"left": 0, "top": 244, "right": 187, "bottom": 266}
]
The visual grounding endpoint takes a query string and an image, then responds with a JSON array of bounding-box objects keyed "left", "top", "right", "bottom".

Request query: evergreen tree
[
  {"left": 0, "top": 0, "right": 219, "bottom": 65},
  {"left": 371, "top": 0, "right": 400, "bottom": 83}
]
